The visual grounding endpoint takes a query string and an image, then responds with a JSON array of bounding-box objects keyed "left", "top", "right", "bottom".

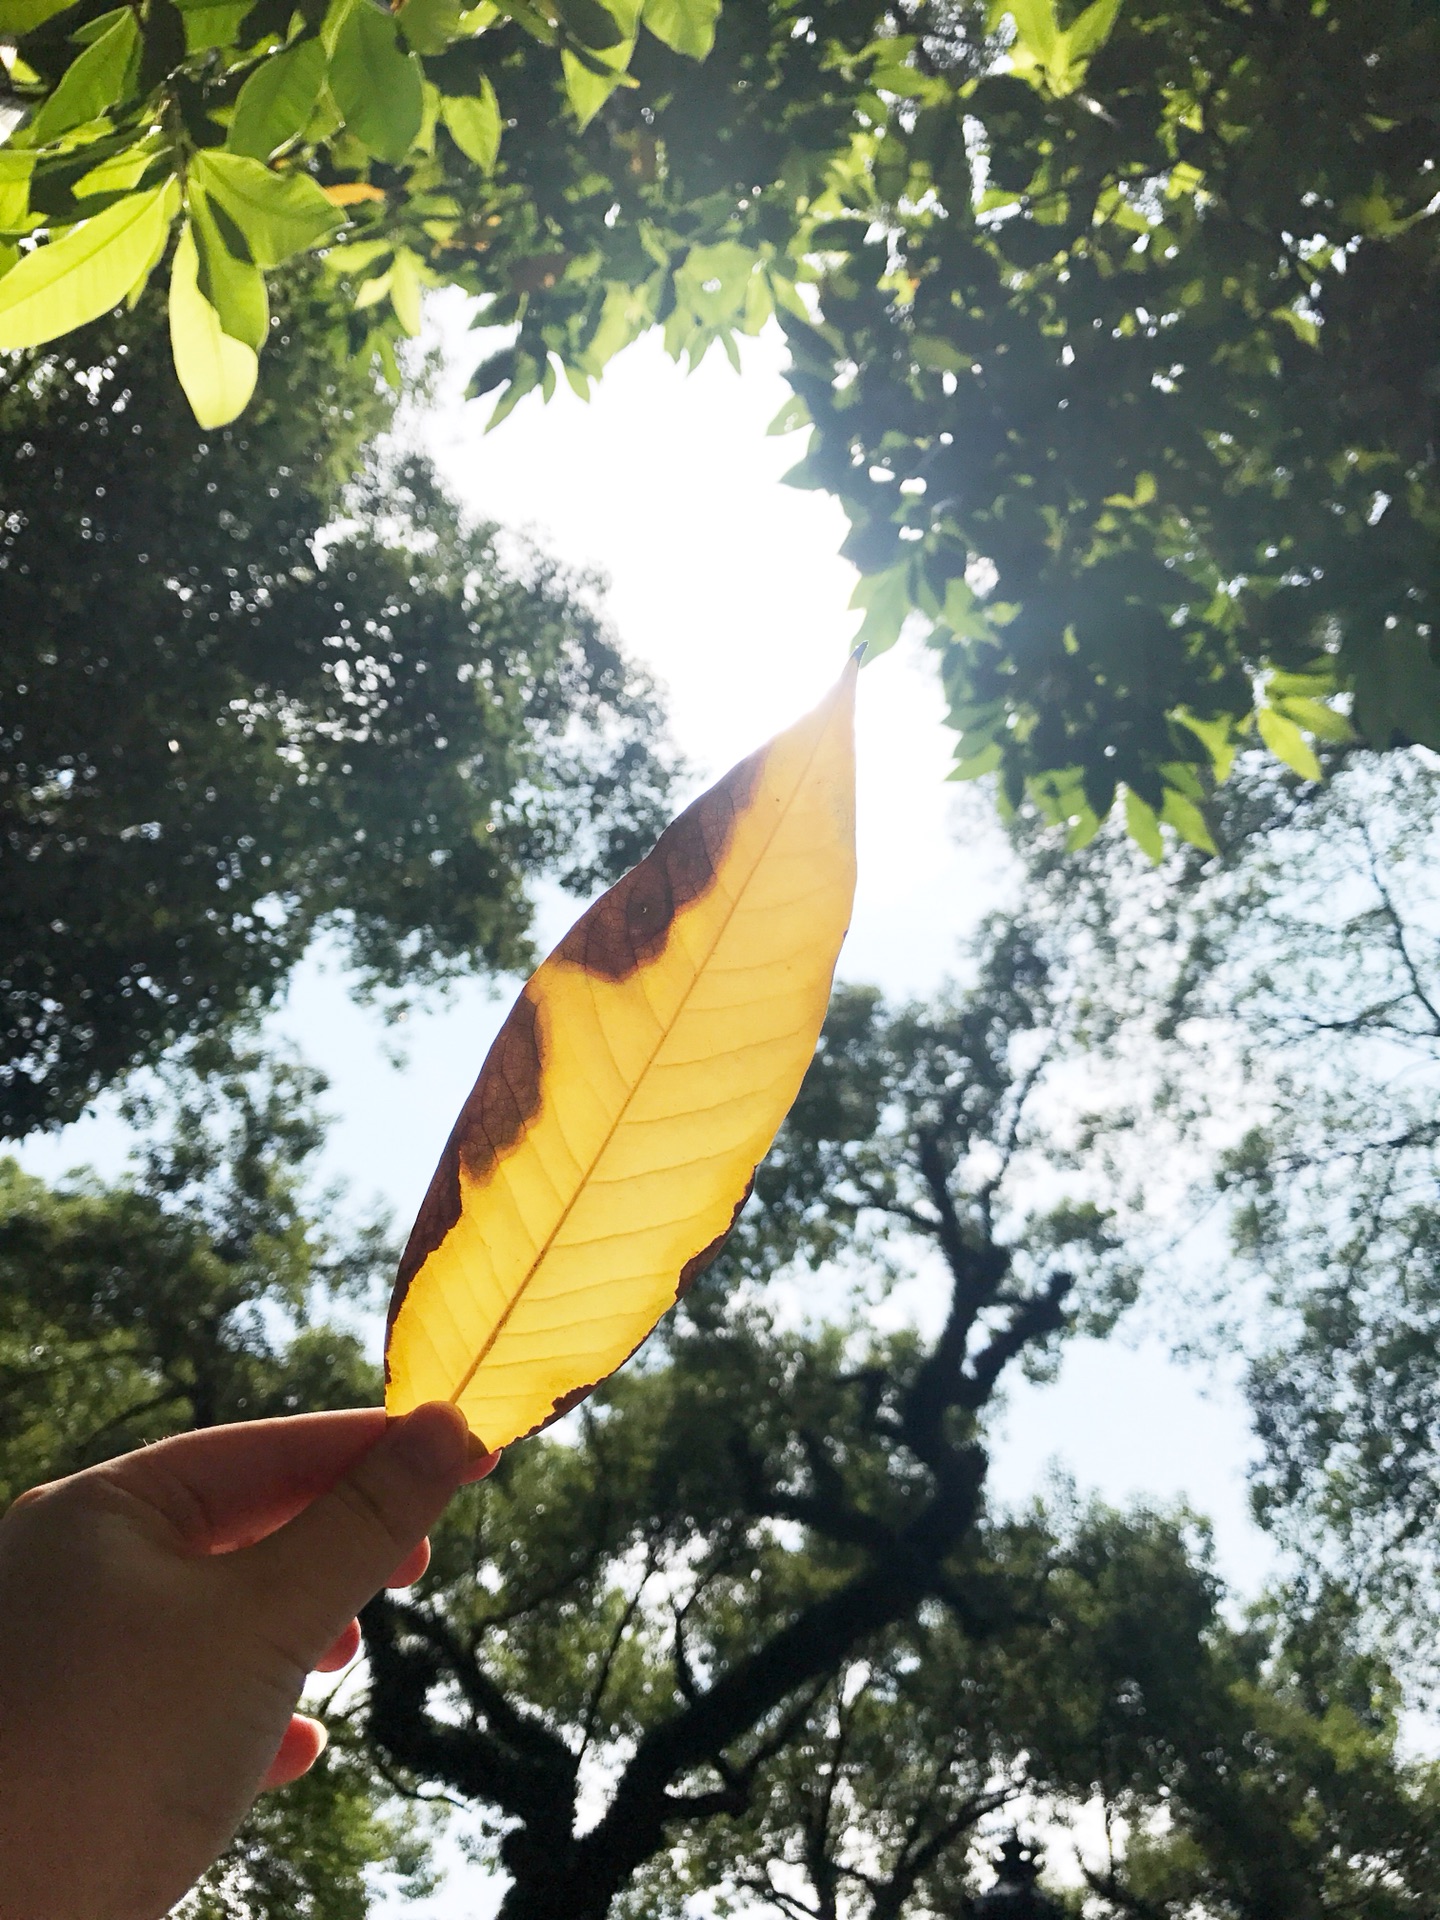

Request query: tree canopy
[
  {"left": 4, "top": 0, "right": 1437, "bottom": 843},
  {"left": 1020, "top": 743, "right": 1440, "bottom": 1688},
  {"left": 8, "top": 886, "right": 1440, "bottom": 1914},
  {"left": 0, "top": 289, "right": 672, "bottom": 1136}
]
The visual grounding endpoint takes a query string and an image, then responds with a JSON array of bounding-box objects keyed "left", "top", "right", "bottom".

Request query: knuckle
[{"left": 328, "top": 1471, "right": 408, "bottom": 1562}]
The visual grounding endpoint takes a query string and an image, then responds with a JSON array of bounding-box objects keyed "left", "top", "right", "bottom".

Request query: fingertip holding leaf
[{"left": 384, "top": 658, "right": 860, "bottom": 1450}]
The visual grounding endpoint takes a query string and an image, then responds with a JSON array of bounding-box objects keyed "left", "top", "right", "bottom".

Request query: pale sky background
[{"left": 14, "top": 300, "right": 1274, "bottom": 1917}]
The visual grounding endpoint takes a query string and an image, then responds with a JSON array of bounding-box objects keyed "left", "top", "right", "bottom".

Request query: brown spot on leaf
[
  {"left": 385, "top": 989, "right": 543, "bottom": 1371},
  {"left": 557, "top": 745, "right": 766, "bottom": 982}
]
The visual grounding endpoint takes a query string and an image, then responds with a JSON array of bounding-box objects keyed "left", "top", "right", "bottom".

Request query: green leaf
[
  {"left": 1123, "top": 787, "right": 1164, "bottom": 863},
  {"left": 1172, "top": 707, "right": 1237, "bottom": 784},
  {"left": 947, "top": 739, "right": 1002, "bottom": 781},
  {"left": 191, "top": 150, "right": 340, "bottom": 267},
  {"left": 1001, "top": 0, "right": 1119, "bottom": 94},
  {"left": 552, "top": 0, "right": 624, "bottom": 46},
  {"left": 1003, "top": 0, "right": 1057, "bottom": 61},
  {"left": 227, "top": 38, "right": 327, "bottom": 160},
  {"left": 388, "top": 242, "right": 423, "bottom": 333},
  {"left": 912, "top": 333, "right": 969, "bottom": 373},
  {"left": 29, "top": 8, "right": 139, "bottom": 142},
  {"left": 850, "top": 563, "right": 912, "bottom": 662},
  {"left": 641, "top": 0, "right": 718, "bottom": 59},
  {"left": 168, "top": 218, "right": 258, "bottom": 427},
  {"left": 1160, "top": 787, "right": 1217, "bottom": 856},
  {"left": 1256, "top": 706, "right": 1323, "bottom": 782},
  {"left": 1271, "top": 695, "right": 1354, "bottom": 746},
  {"left": 0, "top": 151, "right": 36, "bottom": 230},
  {"left": 0, "top": 0, "right": 77, "bottom": 35},
  {"left": 672, "top": 239, "right": 757, "bottom": 327},
  {"left": 1065, "top": 804, "right": 1101, "bottom": 851},
  {"left": 940, "top": 577, "right": 1007, "bottom": 645},
  {"left": 440, "top": 81, "right": 502, "bottom": 171},
  {"left": 396, "top": 0, "right": 462, "bottom": 52},
  {"left": 561, "top": 42, "right": 634, "bottom": 126},
  {"left": 174, "top": 0, "right": 253, "bottom": 51},
  {"left": 1064, "top": 0, "right": 1121, "bottom": 62},
  {"left": 72, "top": 139, "right": 156, "bottom": 198},
  {"left": 329, "top": 3, "right": 425, "bottom": 162},
  {"left": 189, "top": 183, "right": 269, "bottom": 349},
  {"left": 766, "top": 391, "right": 810, "bottom": 436},
  {"left": 0, "top": 181, "right": 174, "bottom": 349}
]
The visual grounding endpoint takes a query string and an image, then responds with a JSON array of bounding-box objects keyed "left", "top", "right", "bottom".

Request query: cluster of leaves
[
  {"left": 0, "top": 0, "right": 720, "bottom": 421},
  {"left": 322, "top": 0, "right": 1438, "bottom": 844},
  {"left": 1012, "top": 739, "right": 1440, "bottom": 1692},
  {"left": 9, "top": 0, "right": 1436, "bottom": 840},
  {"left": 766, "top": 0, "right": 1435, "bottom": 844},
  {"left": 0, "top": 288, "right": 673, "bottom": 1136}
]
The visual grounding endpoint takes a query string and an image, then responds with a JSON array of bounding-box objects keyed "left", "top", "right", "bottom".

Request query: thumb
[{"left": 232, "top": 1402, "right": 472, "bottom": 1666}]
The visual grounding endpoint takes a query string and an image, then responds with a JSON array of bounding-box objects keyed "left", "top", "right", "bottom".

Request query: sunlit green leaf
[
  {"left": 1123, "top": 787, "right": 1164, "bottom": 863},
  {"left": 1172, "top": 708, "right": 1237, "bottom": 784},
  {"left": 227, "top": 38, "right": 327, "bottom": 160},
  {"left": 0, "top": 0, "right": 76, "bottom": 35},
  {"left": 641, "top": 0, "right": 718, "bottom": 59},
  {"left": 1256, "top": 707, "right": 1323, "bottom": 782},
  {"left": 767, "top": 391, "right": 810, "bottom": 436},
  {"left": 389, "top": 243, "right": 423, "bottom": 334},
  {"left": 0, "top": 152, "right": 36, "bottom": 231},
  {"left": 396, "top": 0, "right": 462, "bottom": 52},
  {"left": 1160, "top": 787, "right": 1217, "bottom": 856},
  {"left": 173, "top": 0, "right": 252, "bottom": 52},
  {"left": 1270, "top": 695, "right": 1354, "bottom": 745},
  {"left": 850, "top": 563, "right": 911, "bottom": 662},
  {"left": 168, "top": 218, "right": 258, "bottom": 427},
  {"left": 328, "top": 3, "right": 425, "bottom": 162},
  {"left": 561, "top": 42, "right": 634, "bottom": 126},
  {"left": 189, "top": 183, "right": 269, "bottom": 349},
  {"left": 1002, "top": 0, "right": 1057, "bottom": 63},
  {"left": 1064, "top": 0, "right": 1121, "bottom": 61},
  {"left": 28, "top": 8, "right": 139, "bottom": 142},
  {"left": 946, "top": 739, "right": 1002, "bottom": 781},
  {"left": 440, "top": 82, "right": 502, "bottom": 171},
  {"left": 72, "top": 140, "right": 157, "bottom": 198},
  {"left": 0, "top": 181, "right": 174, "bottom": 350},
  {"left": 191, "top": 150, "right": 340, "bottom": 267}
]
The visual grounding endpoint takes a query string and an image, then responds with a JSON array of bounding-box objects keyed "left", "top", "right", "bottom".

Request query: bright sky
[{"left": 14, "top": 300, "right": 1275, "bottom": 1917}]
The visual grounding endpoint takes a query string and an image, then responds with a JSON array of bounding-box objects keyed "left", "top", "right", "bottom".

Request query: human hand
[{"left": 0, "top": 1404, "right": 497, "bottom": 1920}]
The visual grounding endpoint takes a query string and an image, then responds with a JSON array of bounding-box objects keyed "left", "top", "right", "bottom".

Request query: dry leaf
[
  {"left": 384, "top": 657, "right": 858, "bottom": 1450},
  {"left": 321, "top": 182, "right": 387, "bottom": 205}
]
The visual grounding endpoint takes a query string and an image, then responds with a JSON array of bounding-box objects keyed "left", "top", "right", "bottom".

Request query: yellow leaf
[
  {"left": 321, "top": 182, "right": 387, "bottom": 205},
  {"left": 385, "top": 659, "right": 860, "bottom": 1449}
]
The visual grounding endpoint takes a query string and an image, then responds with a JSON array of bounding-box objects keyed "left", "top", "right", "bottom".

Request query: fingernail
[
  {"left": 390, "top": 1402, "right": 470, "bottom": 1480},
  {"left": 461, "top": 1443, "right": 502, "bottom": 1484}
]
